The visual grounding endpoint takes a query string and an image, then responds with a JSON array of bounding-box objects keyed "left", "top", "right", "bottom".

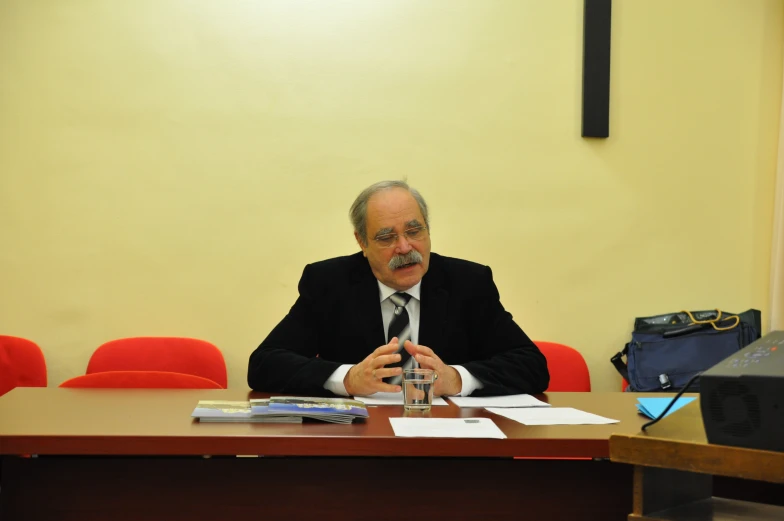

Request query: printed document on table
[
  {"left": 353, "top": 392, "right": 448, "bottom": 406},
  {"left": 448, "top": 394, "right": 550, "bottom": 408},
  {"left": 389, "top": 417, "right": 507, "bottom": 439},
  {"left": 487, "top": 407, "right": 619, "bottom": 425}
]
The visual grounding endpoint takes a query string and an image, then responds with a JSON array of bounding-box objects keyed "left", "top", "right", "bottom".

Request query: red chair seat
[{"left": 60, "top": 370, "right": 223, "bottom": 389}]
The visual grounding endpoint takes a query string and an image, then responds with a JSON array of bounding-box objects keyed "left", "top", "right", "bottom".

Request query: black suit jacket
[{"left": 247, "top": 252, "right": 549, "bottom": 396}]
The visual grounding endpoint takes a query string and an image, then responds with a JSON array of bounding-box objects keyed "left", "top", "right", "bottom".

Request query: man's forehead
[
  {"left": 368, "top": 214, "right": 424, "bottom": 231},
  {"left": 366, "top": 191, "right": 423, "bottom": 227},
  {"left": 373, "top": 219, "right": 423, "bottom": 234}
]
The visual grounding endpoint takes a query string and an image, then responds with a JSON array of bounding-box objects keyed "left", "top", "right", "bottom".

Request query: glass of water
[{"left": 402, "top": 368, "right": 436, "bottom": 411}]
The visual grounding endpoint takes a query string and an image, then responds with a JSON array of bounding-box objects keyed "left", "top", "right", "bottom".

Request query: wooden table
[
  {"left": 610, "top": 399, "right": 784, "bottom": 521},
  {"left": 0, "top": 388, "right": 649, "bottom": 521}
]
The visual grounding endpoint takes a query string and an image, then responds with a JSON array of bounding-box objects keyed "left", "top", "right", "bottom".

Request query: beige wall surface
[{"left": 1, "top": 0, "right": 782, "bottom": 391}]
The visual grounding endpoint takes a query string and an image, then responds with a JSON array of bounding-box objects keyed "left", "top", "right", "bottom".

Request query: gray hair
[{"left": 349, "top": 180, "right": 430, "bottom": 245}]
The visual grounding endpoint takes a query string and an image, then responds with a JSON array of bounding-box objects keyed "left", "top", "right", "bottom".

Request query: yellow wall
[{"left": 1, "top": 0, "right": 782, "bottom": 391}]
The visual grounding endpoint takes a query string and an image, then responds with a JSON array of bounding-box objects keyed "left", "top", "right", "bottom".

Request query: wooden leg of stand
[{"left": 631, "top": 465, "right": 712, "bottom": 520}]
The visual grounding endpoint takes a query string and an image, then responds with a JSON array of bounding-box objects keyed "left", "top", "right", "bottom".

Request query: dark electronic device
[{"left": 700, "top": 330, "right": 784, "bottom": 452}]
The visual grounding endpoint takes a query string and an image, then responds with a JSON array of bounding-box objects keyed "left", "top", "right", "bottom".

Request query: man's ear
[{"left": 354, "top": 231, "right": 367, "bottom": 257}]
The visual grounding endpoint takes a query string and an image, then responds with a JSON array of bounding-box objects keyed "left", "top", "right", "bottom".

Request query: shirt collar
[{"left": 378, "top": 280, "right": 421, "bottom": 303}]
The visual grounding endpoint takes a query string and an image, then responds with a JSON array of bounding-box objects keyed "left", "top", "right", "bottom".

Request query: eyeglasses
[{"left": 372, "top": 226, "right": 428, "bottom": 248}]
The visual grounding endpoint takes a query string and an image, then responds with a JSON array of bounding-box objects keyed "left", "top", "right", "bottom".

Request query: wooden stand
[{"left": 610, "top": 400, "right": 784, "bottom": 521}]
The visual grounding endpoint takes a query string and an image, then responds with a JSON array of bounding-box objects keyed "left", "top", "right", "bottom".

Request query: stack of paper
[
  {"left": 487, "top": 407, "right": 619, "bottom": 425},
  {"left": 448, "top": 394, "right": 550, "bottom": 408}
]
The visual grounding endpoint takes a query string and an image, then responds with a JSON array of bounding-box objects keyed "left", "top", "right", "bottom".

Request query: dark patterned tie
[{"left": 384, "top": 292, "right": 412, "bottom": 385}]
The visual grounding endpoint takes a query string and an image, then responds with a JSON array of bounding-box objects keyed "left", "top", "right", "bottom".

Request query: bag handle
[
  {"left": 610, "top": 344, "right": 630, "bottom": 382},
  {"left": 662, "top": 309, "right": 740, "bottom": 338},
  {"left": 682, "top": 309, "right": 740, "bottom": 331}
]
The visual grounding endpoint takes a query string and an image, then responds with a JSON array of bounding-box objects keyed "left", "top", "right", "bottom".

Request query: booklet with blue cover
[
  {"left": 251, "top": 396, "right": 369, "bottom": 424},
  {"left": 192, "top": 397, "right": 369, "bottom": 424},
  {"left": 191, "top": 400, "right": 302, "bottom": 423}
]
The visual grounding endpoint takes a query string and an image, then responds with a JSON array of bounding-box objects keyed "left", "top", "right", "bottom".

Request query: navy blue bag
[{"left": 611, "top": 309, "right": 761, "bottom": 392}]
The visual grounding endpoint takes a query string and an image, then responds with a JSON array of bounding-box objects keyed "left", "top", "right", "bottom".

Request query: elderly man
[{"left": 248, "top": 180, "right": 549, "bottom": 397}]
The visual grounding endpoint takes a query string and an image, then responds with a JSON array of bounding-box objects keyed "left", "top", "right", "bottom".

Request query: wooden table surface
[{"left": 0, "top": 387, "right": 659, "bottom": 457}]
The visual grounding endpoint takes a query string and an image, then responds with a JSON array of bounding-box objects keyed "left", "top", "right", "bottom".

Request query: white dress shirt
[{"left": 323, "top": 280, "right": 484, "bottom": 396}]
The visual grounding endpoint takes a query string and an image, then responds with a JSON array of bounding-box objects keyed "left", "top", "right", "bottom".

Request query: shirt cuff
[
  {"left": 323, "top": 364, "right": 354, "bottom": 396},
  {"left": 451, "top": 365, "right": 484, "bottom": 396}
]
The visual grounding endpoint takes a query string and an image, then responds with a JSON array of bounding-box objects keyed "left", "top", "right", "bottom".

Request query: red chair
[
  {"left": 86, "top": 337, "right": 227, "bottom": 388},
  {"left": 60, "top": 370, "right": 223, "bottom": 389},
  {"left": 0, "top": 336, "right": 48, "bottom": 397},
  {"left": 534, "top": 341, "right": 591, "bottom": 392}
]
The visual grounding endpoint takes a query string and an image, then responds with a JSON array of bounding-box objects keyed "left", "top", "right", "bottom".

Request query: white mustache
[{"left": 388, "top": 250, "right": 423, "bottom": 270}]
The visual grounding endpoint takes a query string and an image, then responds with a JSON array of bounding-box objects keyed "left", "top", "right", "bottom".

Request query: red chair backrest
[
  {"left": 0, "top": 336, "right": 47, "bottom": 397},
  {"left": 534, "top": 341, "right": 591, "bottom": 392},
  {"left": 60, "top": 370, "right": 223, "bottom": 389},
  {"left": 86, "top": 337, "right": 227, "bottom": 388}
]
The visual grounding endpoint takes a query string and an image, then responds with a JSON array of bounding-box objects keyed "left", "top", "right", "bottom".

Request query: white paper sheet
[
  {"left": 353, "top": 392, "right": 448, "bottom": 406},
  {"left": 389, "top": 417, "right": 507, "bottom": 439},
  {"left": 486, "top": 407, "right": 619, "bottom": 425},
  {"left": 447, "top": 394, "right": 550, "bottom": 408}
]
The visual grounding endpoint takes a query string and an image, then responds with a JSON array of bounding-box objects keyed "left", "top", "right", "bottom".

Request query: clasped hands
[{"left": 343, "top": 337, "right": 462, "bottom": 397}]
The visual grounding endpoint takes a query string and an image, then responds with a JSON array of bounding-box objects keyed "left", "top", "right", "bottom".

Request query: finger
[
  {"left": 402, "top": 340, "right": 418, "bottom": 356},
  {"left": 414, "top": 354, "right": 440, "bottom": 370},
  {"left": 372, "top": 353, "right": 402, "bottom": 368},
  {"left": 372, "top": 367, "right": 403, "bottom": 379},
  {"left": 409, "top": 342, "right": 438, "bottom": 360},
  {"left": 372, "top": 382, "right": 402, "bottom": 393},
  {"left": 406, "top": 386, "right": 426, "bottom": 401},
  {"left": 374, "top": 341, "right": 400, "bottom": 356}
]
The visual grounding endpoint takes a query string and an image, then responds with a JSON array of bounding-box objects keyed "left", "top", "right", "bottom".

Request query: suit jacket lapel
[
  {"left": 419, "top": 254, "right": 449, "bottom": 352},
  {"left": 348, "top": 255, "right": 386, "bottom": 353}
]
